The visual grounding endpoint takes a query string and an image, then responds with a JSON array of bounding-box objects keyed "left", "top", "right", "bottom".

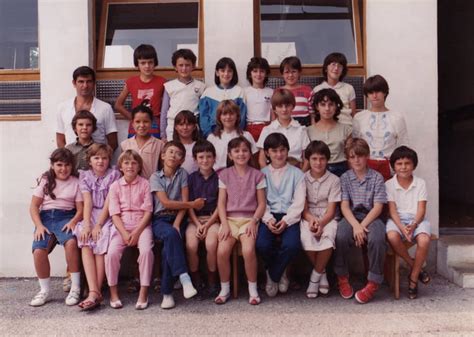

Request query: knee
[
  {"left": 241, "top": 244, "right": 256, "bottom": 260},
  {"left": 416, "top": 234, "right": 431, "bottom": 248},
  {"left": 386, "top": 231, "right": 401, "bottom": 243}
]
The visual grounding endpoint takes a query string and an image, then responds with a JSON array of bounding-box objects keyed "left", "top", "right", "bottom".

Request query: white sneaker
[
  {"left": 278, "top": 269, "right": 290, "bottom": 293},
  {"left": 30, "top": 291, "right": 50, "bottom": 307},
  {"left": 161, "top": 295, "right": 175, "bottom": 309},
  {"left": 182, "top": 282, "right": 197, "bottom": 299},
  {"left": 265, "top": 271, "right": 278, "bottom": 297},
  {"left": 319, "top": 272, "right": 329, "bottom": 295},
  {"left": 65, "top": 288, "right": 81, "bottom": 306}
]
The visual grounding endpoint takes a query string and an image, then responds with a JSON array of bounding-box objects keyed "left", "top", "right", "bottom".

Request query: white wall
[{"left": 366, "top": 0, "right": 439, "bottom": 234}]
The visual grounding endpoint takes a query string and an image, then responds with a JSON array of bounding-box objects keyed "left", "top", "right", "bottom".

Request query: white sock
[
  {"left": 248, "top": 281, "right": 258, "bottom": 298},
  {"left": 179, "top": 273, "right": 192, "bottom": 286},
  {"left": 219, "top": 282, "right": 230, "bottom": 297},
  {"left": 38, "top": 278, "right": 50, "bottom": 293},
  {"left": 311, "top": 269, "right": 322, "bottom": 282},
  {"left": 70, "top": 272, "right": 80, "bottom": 291},
  {"left": 163, "top": 294, "right": 173, "bottom": 301}
]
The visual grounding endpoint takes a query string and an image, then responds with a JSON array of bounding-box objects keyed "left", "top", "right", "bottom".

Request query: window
[
  {"left": 255, "top": 0, "right": 364, "bottom": 72},
  {"left": 96, "top": 0, "right": 203, "bottom": 74}
]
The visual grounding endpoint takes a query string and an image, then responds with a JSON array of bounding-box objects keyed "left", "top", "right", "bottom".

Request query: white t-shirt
[
  {"left": 312, "top": 81, "right": 356, "bottom": 126},
  {"left": 182, "top": 141, "right": 198, "bottom": 174},
  {"left": 244, "top": 86, "right": 273, "bottom": 123},
  {"left": 386, "top": 175, "right": 427, "bottom": 216},
  {"left": 56, "top": 97, "right": 118, "bottom": 145}
]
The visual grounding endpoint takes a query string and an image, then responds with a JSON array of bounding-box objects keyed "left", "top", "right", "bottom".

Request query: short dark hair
[
  {"left": 312, "top": 88, "right": 343, "bottom": 121},
  {"left": 390, "top": 146, "right": 418, "bottom": 169},
  {"left": 172, "top": 49, "right": 197, "bottom": 66},
  {"left": 133, "top": 44, "right": 158, "bottom": 67},
  {"left": 163, "top": 140, "right": 186, "bottom": 157},
  {"left": 279, "top": 56, "right": 302, "bottom": 74},
  {"left": 246, "top": 57, "right": 270, "bottom": 86},
  {"left": 263, "top": 133, "right": 290, "bottom": 152},
  {"left": 192, "top": 140, "right": 216, "bottom": 158},
  {"left": 71, "top": 110, "right": 97, "bottom": 135},
  {"left": 305, "top": 140, "right": 331, "bottom": 161},
  {"left": 131, "top": 103, "right": 153, "bottom": 121},
  {"left": 72, "top": 66, "right": 95, "bottom": 82},
  {"left": 363, "top": 74, "right": 389, "bottom": 98},
  {"left": 271, "top": 88, "right": 296, "bottom": 109},
  {"left": 322, "top": 52, "right": 348, "bottom": 81},
  {"left": 173, "top": 110, "right": 200, "bottom": 142},
  {"left": 214, "top": 57, "right": 239, "bottom": 86}
]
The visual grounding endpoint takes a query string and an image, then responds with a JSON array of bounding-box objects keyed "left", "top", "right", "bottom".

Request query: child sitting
[
  {"left": 352, "top": 75, "right": 409, "bottom": 180},
  {"left": 334, "top": 138, "right": 387, "bottom": 304},
  {"left": 65, "top": 110, "right": 97, "bottom": 173},
  {"left": 386, "top": 146, "right": 431, "bottom": 299},
  {"left": 256, "top": 133, "right": 304, "bottom": 297},
  {"left": 300, "top": 141, "right": 341, "bottom": 298},
  {"left": 185, "top": 140, "right": 220, "bottom": 299}
]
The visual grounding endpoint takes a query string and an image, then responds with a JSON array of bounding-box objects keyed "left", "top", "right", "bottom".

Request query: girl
[
  {"left": 199, "top": 57, "right": 247, "bottom": 137},
  {"left": 307, "top": 88, "right": 352, "bottom": 177},
  {"left": 300, "top": 141, "right": 341, "bottom": 298},
  {"left": 29, "top": 148, "right": 83, "bottom": 307},
  {"left": 244, "top": 57, "right": 273, "bottom": 141},
  {"left": 173, "top": 110, "right": 200, "bottom": 174},
  {"left": 74, "top": 144, "right": 121, "bottom": 311},
  {"left": 207, "top": 100, "right": 258, "bottom": 171},
  {"left": 121, "top": 103, "right": 164, "bottom": 179},
  {"left": 215, "top": 136, "right": 266, "bottom": 305},
  {"left": 106, "top": 150, "right": 154, "bottom": 310},
  {"left": 312, "top": 52, "right": 357, "bottom": 126}
]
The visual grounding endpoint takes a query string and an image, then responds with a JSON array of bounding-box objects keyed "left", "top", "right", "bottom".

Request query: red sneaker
[
  {"left": 355, "top": 281, "right": 379, "bottom": 304},
  {"left": 337, "top": 275, "right": 354, "bottom": 299}
]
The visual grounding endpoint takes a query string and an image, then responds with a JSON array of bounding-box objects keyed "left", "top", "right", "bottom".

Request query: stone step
[
  {"left": 450, "top": 263, "right": 474, "bottom": 288},
  {"left": 438, "top": 235, "right": 474, "bottom": 265}
]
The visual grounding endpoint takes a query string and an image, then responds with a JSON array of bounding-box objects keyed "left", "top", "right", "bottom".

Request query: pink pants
[{"left": 105, "top": 225, "right": 154, "bottom": 287}]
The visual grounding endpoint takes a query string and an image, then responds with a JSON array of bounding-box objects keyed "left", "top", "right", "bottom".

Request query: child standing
[
  {"left": 74, "top": 144, "right": 121, "bottom": 310},
  {"left": 160, "top": 49, "right": 206, "bottom": 141},
  {"left": 307, "top": 88, "right": 352, "bottom": 177},
  {"left": 185, "top": 140, "right": 220, "bottom": 299},
  {"left": 352, "top": 75, "right": 409, "bottom": 181},
  {"left": 199, "top": 57, "right": 247, "bottom": 137},
  {"left": 106, "top": 150, "right": 154, "bottom": 310},
  {"left": 279, "top": 56, "right": 314, "bottom": 126},
  {"left": 150, "top": 141, "right": 204, "bottom": 309},
  {"left": 257, "top": 88, "right": 310, "bottom": 170},
  {"left": 173, "top": 110, "right": 200, "bottom": 174},
  {"left": 300, "top": 141, "right": 341, "bottom": 298},
  {"left": 215, "top": 136, "right": 266, "bottom": 305},
  {"left": 115, "top": 44, "right": 165, "bottom": 138},
  {"left": 244, "top": 57, "right": 273, "bottom": 141},
  {"left": 256, "top": 133, "right": 304, "bottom": 298},
  {"left": 312, "top": 52, "right": 357, "bottom": 126},
  {"left": 386, "top": 146, "right": 431, "bottom": 299},
  {"left": 29, "top": 148, "right": 83, "bottom": 307},
  {"left": 207, "top": 100, "right": 258, "bottom": 171},
  {"left": 121, "top": 104, "right": 164, "bottom": 179},
  {"left": 65, "top": 110, "right": 97, "bottom": 173},
  {"left": 334, "top": 138, "right": 387, "bottom": 304}
]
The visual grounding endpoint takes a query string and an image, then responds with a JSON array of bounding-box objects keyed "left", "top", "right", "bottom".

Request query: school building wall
[{"left": 0, "top": 0, "right": 438, "bottom": 277}]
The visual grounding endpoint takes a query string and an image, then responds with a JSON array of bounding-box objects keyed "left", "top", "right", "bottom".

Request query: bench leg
[{"left": 394, "top": 254, "right": 400, "bottom": 300}]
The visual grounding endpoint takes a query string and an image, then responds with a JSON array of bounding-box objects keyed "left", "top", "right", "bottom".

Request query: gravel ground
[{"left": 1, "top": 274, "right": 473, "bottom": 336}]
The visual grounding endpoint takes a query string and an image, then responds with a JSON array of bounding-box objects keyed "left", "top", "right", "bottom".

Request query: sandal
[
  {"left": 408, "top": 277, "right": 418, "bottom": 300},
  {"left": 79, "top": 290, "right": 102, "bottom": 311},
  {"left": 110, "top": 299, "right": 123, "bottom": 309},
  {"left": 418, "top": 269, "right": 431, "bottom": 285},
  {"left": 306, "top": 280, "right": 320, "bottom": 299},
  {"left": 214, "top": 293, "right": 230, "bottom": 305},
  {"left": 249, "top": 296, "right": 261, "bottom": 305}
]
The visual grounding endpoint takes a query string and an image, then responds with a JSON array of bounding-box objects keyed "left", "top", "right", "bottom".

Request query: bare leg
[
  {"left": 64, "top": 239, "right": 80, "bottom": 273},
  {"left": 95, "top": 254, "right": 106, "bottom": 291},
  {"left": 216, "top": 237, "right": 236, "bottom": 283},
  {"left": 81, "top": 247, "right": 100, "bottom": 300},
  {"left": 205, "top": 227, "right": 219, "bottom": 273},
  {"left": 315, "top": 249, "right": 333, "bottom": 273},
  {"left": 109, "top": 285, "right": 120, "bottom": 302},
  {"left": 185, "top": 225, "right": 200, "bottom": 273},
  {"left": 33, "top": 249, "right": 50, "bottom": 279},
  {"left": 410, "top": 234, "right": 430, "bottom": 281},
  {"left": 138, "top": 286, "right": 149, "bottom": 303},
  {"left": 240, "top": 235, "right": 257, "bottom": 283},
  {"left": 387, "top": 231, "right": 414, "bottom": 267}
]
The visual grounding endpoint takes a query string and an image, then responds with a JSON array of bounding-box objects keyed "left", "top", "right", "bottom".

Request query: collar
[
  {"left": 268, "top": 163, "right": 288, "bottom": 174},
  {"left": 158, "top": 167, "right": 181, "bottom": 179},
  {"left": 348, "top": 168, "right": 375, "bottom": 183},
  {"left": 74, "top": 138, "right": 94, "bottom": 148},
  {"left": 217, "top": 84, "right": 234, "bottom": 90},
  {"left": 306, "top": 170, "right": 330, "bottom": 184},
  {"left": 178, "top": 78, "right": 194, "bottom": 85},
  {"left": 270, "top": 119, "right": 300, "bottom": 129},
  {"left": 393, "top": 175, "right": 417, "bottom": 191},
  {"left": 325, "top": 81, "right": 344, "bottom": 90},
  {"left": 119, "top": 175, "right": 140, "bottom": 186},
  {"left": 197, "top": 169, "right": 216, "bottom": 180}
]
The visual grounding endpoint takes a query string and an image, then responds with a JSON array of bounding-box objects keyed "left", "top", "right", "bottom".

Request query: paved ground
[{"left": 1, "top": 274, "right": 473, "bottom": 336}]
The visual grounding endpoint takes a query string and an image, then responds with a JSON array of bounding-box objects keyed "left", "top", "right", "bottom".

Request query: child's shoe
[
  {"left": 319, "top": 272, "right": 329, "bottom": 295},
  {"left": 249, "top": 295, "right": 261, "bottom": 305},
  {"left": 265, "top": 271, "right": 278, "bottom": 297},
  {"left": 278, "top": 269, "right": 290, "bottom": 293},
  {"left": 355, "top": 281, "right": 379, "bottom": 304},
  {"left": 182, "top": 282, "right": 197, "bottom": 299},
  {"left": 161, "top": 295, "right": 175, "bottom": 309},
  {"left": 30, "top": 291, "right": 50, "bottom": 307},
  {"left": 306, "top": 270, "right": 321, "bottom": 299},
  {"left": 65, "top": 288, "right": 81, "bottom": 306},
  {"left": 337, "top": 275, "right": 354, "bottom": 299}
]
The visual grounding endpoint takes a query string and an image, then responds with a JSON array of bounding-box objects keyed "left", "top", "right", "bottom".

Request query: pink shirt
[
  {"left": 33, "top": 176, "right": 83, "bottom": 211},
  {"left": 120, "top": 136, "right": 164, "bottom": 179},
  {"left": 108, "top": 176, "right": 153, "bottom": 226}
]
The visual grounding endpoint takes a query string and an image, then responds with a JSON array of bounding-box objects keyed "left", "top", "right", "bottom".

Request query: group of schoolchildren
[{"left": 29, "top": 44, "right": 432, "bottom": 312}]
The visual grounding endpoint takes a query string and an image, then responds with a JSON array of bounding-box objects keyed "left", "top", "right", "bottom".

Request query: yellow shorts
[{"left": 227, "top": 217, "right": 254, "bottom": 240}]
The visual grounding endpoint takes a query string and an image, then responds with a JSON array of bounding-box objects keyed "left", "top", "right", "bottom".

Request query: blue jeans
[
  {"left": 152, "top": 215, "right": 188, "bottom": 295},
  {"left": 32, "top": 209, "right": 76, "bottom": 251},
  {"left": 256, "top": 213, "right": 301, "bottom": 282}
]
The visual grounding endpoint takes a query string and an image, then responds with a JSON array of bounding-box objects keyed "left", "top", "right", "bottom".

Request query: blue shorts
[
  {"left": 386, "top": 213, "right": 431, "bottom": 239},
  {"left": 32, "top": 209, "right": 77, "bottom": 251}
]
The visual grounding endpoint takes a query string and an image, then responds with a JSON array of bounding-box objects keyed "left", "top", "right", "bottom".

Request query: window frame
[
  {"left": 253, "top": 0, "right": 366, "bottom": 77},
  {"left": 95, "top": 0, "right": 204, "bottom": 80}
]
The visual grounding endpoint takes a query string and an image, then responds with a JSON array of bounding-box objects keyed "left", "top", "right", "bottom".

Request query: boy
[
  {"left": 334, "top": 138, "right": 387, "bottom": 304},
  {"left": 149, "top": 141, "right": 206, "bottom": 309},
  {"left": 66, "top": 110, "right": 97, "bottom": 173},
  {"left": 185, "top": 140, "right": 220, "bottom": 300},
  {"left": 160, "top": 49, "right": 206, "bottom": 141},
  {"left": 115, "top": 44, "right": 165, "bottom": 138},
  {"left": 386, "top": 146, "right": 431, "bottom": 299},
  {"left": 257, "top": 88, "right": 310, "bottom": 170},
  {"left": 352, "top": 74, "right": 409, "bottom": 180},
  {"left": 279, "top": 56, "right": 314, "bottom": 126},
  {"left": 256, "top": 133, "right": 305, "bottom": 297}
]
